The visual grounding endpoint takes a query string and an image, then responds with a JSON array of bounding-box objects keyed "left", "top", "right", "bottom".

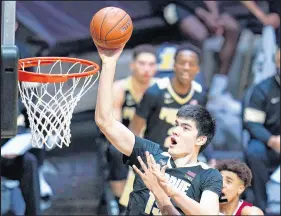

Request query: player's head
[
  {"left": 216, "top": 160, "right": 252, "bottom": 205},
  {"left": 173, "top": 44, "right": 201, "bottom": 86},
  {"left": 168, "top": 104, "right": 215, "bottom": 158},
  {"left": 130, "top": 44, "right": 157, "bottom": 84}
]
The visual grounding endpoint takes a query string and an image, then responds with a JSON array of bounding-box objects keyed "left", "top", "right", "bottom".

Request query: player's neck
[
  {"left": 172, "top": 153, "right": 198, "bottom": 167},
  {"left": 220, "top": 197, "right": 240, "bottom": 215},
  {"left": 171, "top": 77, "right": 192, "bottom": 95},
  {"left": 131, "top": 76, "right": 150, "bottom": 94}
]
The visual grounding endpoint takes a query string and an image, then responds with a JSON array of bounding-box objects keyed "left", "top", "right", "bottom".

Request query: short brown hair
[
  {"left": 216, "top": 160, "right": 253, "bottom": 188},
  {"left": 132, "top": 44, "right": 156, "bottom": 60}
]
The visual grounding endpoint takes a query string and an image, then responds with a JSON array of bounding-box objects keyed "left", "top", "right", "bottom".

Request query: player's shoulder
[
  {"left": 197, "top": 162, "right": 222, "bottom": 178},
  {"left": 241, "top": 205, "right": 264, "bottom": 215},
  {"left": 154, "top": 77, "right": 170, "bottom": 90},
  {"left": 113, "top": 78, "right": 128, "bottom": 91},
  {"left": 253, "top": 76, "right": 278, "bottom": 94},
  {"left": 192, "top": 80, "right": 203, "bottom": 94},
  {"left": 145, "top": 77, "right": 169, "bottom": 96}
]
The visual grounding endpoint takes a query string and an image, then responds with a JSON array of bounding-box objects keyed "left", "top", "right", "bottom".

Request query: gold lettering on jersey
[
  {"left": 122, "top": 107, "right": 135, "bottom": 121},
  {"left": 159, "top": 107, "right": 178, "bottom": 125},
  {"left": 146, "top": 173, "right": 191, "bottom": 215}
]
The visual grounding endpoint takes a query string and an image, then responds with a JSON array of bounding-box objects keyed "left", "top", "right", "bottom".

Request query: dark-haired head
[
  {"left": 216, "top": 160, "right": 253, "bottom": 204},
  {"left": 176, "top": 104, "right": 215, "bottom": 153},
  {"left": 132, "top": 44, "right": 156, "bottom": 60},
  {"left": 173, "top": 43, "right": 201, "bottom": 86},
  {"left": 168, "top": 104, "right": 216, "bottom": 159},
  {"left": 174, "top": 43, "right": 201, "bottom": 63},
  {"left": 130, "top": 44, "right": 157, "bottom": 84},
  {"left": 216, "top": 160, "right": 252, "bottom": 188}
]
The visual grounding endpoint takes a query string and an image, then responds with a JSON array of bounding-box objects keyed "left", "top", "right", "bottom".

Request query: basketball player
[
  {"left": 134, "top": 156, "right": 263, "bottom": 215},
  {"left": 107, "top": 44, "right": 157, "bottom": 208},
  {"left": 94, "top": 44, "right": 222, "bottom": 215},
  {"left": 217, "top": 160, "right": 264, "bottom": 215},
  {"left": 129, "top": 44, "right": 207, "bottom": 150}
]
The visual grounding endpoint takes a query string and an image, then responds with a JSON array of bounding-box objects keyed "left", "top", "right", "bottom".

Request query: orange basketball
[{"left": 90, "top": 7, "right": 133, "bottom": 49}]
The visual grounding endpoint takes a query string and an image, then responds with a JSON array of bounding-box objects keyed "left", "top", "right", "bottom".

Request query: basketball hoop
[{"left": 18, "top": 57, "right": 100, "bottom": 149}]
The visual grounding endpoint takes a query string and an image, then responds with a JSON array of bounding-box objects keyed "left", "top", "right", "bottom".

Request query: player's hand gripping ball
[{"left": 90, "top": 7, "right": 133, "bottom": 49}]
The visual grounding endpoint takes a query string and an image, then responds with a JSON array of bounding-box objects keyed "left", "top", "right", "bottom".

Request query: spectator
[
  {"left": 241, "top": 0, "right": 280, "bottom": 46},
  {"left": 243, "top": 47, "right": 280, "bottom": 212},
  {"left": 169, "top": 1, "right": 240, "bottom": 97}
]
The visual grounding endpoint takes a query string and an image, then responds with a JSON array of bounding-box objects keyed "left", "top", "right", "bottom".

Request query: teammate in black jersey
[
  {"left": 129, "top": 44, "right": 206, "bottom": 150},
  {"left": 94, "top": 43, "right": 222, "bottom": 215},
  {"left": 108, "top": 44, "right": 158, "bottom": 208}
]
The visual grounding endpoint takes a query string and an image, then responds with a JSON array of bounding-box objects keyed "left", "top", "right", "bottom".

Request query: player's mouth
[
  {"left": 219, "top": 193, "right": 228, "bottom": 203},
  {"left": 170, "top": 137, "right": 178, "bottom": 147}
]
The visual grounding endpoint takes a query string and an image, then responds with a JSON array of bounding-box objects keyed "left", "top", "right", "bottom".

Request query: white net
[{"left": 18, "top": 58, "right": 100, "bottom": 149}]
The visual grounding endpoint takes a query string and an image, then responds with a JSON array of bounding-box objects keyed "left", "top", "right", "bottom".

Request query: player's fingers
[
  {"left": 132, "top": 165, "right": 145, "bottom": 178},
  {"left": 149, "top": 154, "right": 157, "bottom": 165},
  {"left": 161, "top": 165, "right": 168, "bottom": 174},
  {"left": 137, "top": 156, "right": 148, "bottom": 172},
  {"left": 145, "top": 151, "right": 152, "bottom": 170}
]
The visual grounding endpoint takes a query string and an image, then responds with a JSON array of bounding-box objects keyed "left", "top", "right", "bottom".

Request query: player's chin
[{"left": 168, "top": 147, "right": 177, "bottom": 155}]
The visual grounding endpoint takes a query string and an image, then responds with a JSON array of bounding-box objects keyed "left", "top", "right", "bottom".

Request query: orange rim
[{"left": 18, "top": 57, "right": 100, "bottom": 83}]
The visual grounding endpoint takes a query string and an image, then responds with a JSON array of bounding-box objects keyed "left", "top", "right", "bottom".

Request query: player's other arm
[
  {"left": 95, "top": 46, "right": 135, "bottom": 156},
  {"left": 170, "top": 169, "right": 221, "bottom": 215},
  {"left": 241, "top": 206, "right": 264, "bottom": 215},
  {"left": 129, "top": 87, "right": 157, "bottom": 136}
]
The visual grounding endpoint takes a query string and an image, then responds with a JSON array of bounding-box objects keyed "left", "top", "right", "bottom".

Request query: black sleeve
[
  {"left": 243, "top": 86, "right": 272, "bottom": 144},
  {"left": 123, "top": 136, "right": 162, "bottom": 168},
  {"left": 135, "top": 85, "right": 159, "bottom": 120},
  {"left": 200, "top": 169, "right": 222, "bottom": 196}
]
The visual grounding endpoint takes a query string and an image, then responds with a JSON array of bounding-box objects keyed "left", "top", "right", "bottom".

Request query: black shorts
[{"left": 107, "top": 144, "right": 129, "bottom": 181}]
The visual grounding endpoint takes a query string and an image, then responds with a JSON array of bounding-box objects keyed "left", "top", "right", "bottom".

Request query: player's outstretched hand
[
  {"left": 94, "top": 42, "right": 125, "bottom": 63},
  {"left": 132, "top": 151, "right": 162, "bottom": 193},
  {"left": 150, "top": 158, "right": 179, "bottom": 197}
]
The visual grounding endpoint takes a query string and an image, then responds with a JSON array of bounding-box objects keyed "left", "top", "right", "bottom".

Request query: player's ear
[
  {"left": 238, "top": 184, "right": 245, "bottom": 196},
  {"left": 130, "top": 61, "right": 135, "bottom": 72},
  {"left": 196, "top": 136, "right": 207, "bottom": 147}
]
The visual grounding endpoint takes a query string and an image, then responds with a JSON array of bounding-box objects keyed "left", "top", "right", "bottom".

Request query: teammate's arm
[
  {"left": 112, "top": 80, "right": 125, "bottom": 121},
  {"left": 129, "top": 86, "right": 158, "bottom": 136},
  {"left": 129, "top": 114, "right": 146, "bottom": 136},
  {"left": 95, "top": 45, "right": 135, "bottom": 156},
  {"left": 241, "top": 206, "right": 264, "bottom": 215}
]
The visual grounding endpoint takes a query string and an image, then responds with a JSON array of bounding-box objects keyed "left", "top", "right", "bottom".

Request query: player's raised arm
[{"left": 94, "top": 45, "right": 135, "bottom": 156}]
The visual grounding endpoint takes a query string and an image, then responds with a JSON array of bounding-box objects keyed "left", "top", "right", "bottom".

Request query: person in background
[
  {"left": 243, "top": 47, "right": 280, "bottom": 212},
  {"left": 241, "top": 0, "right": 280, "bottom": 46}
]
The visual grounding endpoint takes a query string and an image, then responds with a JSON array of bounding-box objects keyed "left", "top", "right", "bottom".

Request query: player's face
[
  {"left": 168, "top": 117, "right": 204, "bottom": 157},
  {"left": 174, "top": 51, "right": 199, "bottom": 86},
  {"left": 131, "top": 53, "right": 157, "bottom": 84},
  {"left": 220, "top": 170, "right": 245, "bottom": 205}
]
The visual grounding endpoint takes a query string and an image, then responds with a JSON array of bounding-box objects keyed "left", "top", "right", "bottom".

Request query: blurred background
[{"left": 1, "top": 1, "right": 280, "bottom": 215}]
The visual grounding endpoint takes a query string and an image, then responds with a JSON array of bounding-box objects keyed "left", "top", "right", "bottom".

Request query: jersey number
[{"left": 145, "top": 192, "right": 162, "bottom": 215}]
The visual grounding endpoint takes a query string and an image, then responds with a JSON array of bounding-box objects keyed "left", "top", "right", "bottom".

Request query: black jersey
[
  {"left": 123, "top": 136, "right": 222, "bottom": 215},
  {"left": 244, "top": 75, "right": 280, "bottom": 144},
  {"left": 121, "top": 76, "right": 158, "bottom": 127},
  {"left": 136, "top": 77, "right": 205, "bottom": 149}
]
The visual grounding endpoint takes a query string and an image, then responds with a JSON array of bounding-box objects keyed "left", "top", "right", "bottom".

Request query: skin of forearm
[
  {"left": 171, "top": 191, "right": 205, "bottom": 215},
  {"left": 152, "top": 187, "right": 181, "bottom": 215},
  {"left": 95, "top": 62, "right": 117, "bottom": 124},
  {"left": 240, "top": 1, "right": 266, "bottom": 21}
]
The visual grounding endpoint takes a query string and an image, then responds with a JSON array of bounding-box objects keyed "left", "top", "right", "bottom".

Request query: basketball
[{"left": 90, "top": 7, "right": 133, "bottom": 49}]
